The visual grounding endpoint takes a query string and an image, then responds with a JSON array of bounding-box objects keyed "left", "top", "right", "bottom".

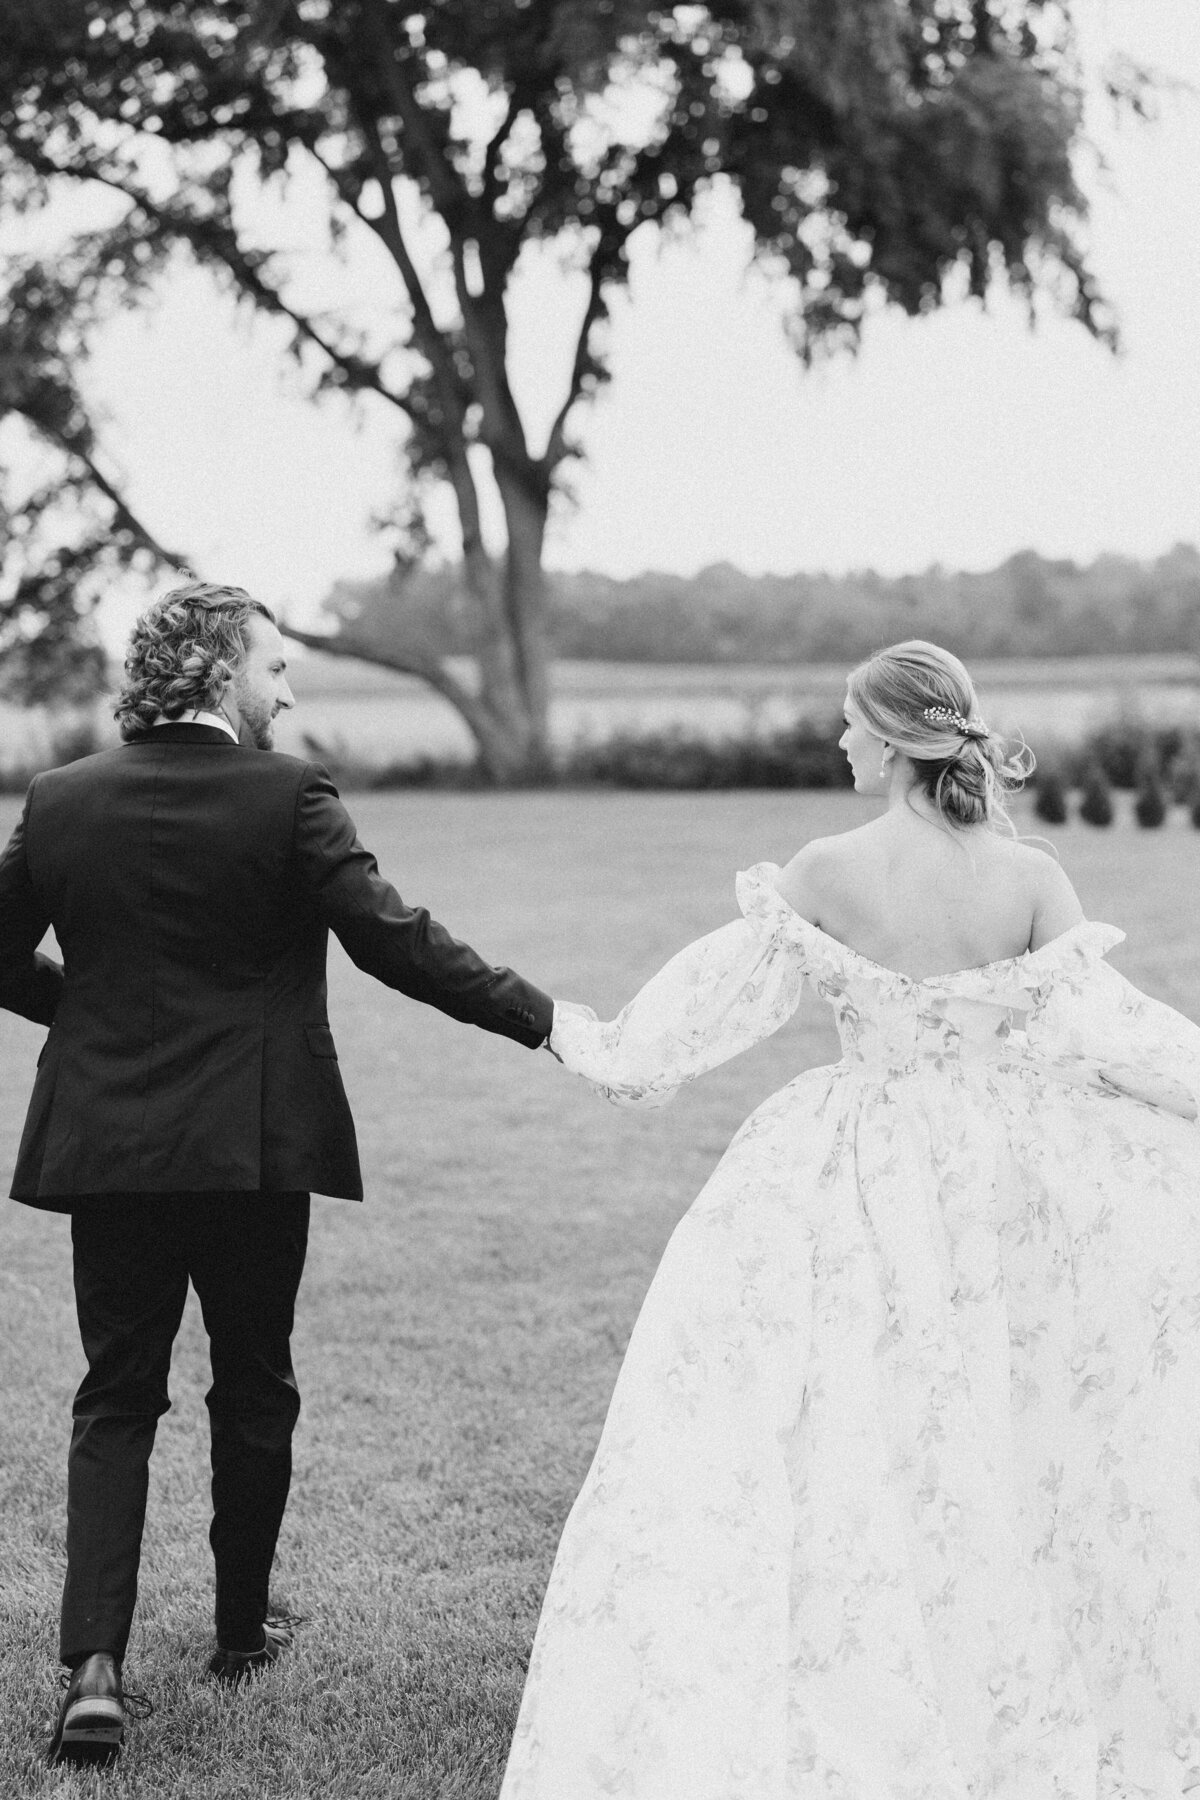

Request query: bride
[{"left": 500, "top": 640, "right": 1200, "bottom": 1800}]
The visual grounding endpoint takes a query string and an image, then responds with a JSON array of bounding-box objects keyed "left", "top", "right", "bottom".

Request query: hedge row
[
  {"left": 302, "top": 724, "right": 856, "bottom": 791},
  {"left": 1033, "top": 763, "right": 1198, "bottom": 828},
  {"left": 4, "top": 714, "right": 1200, "bottom": 799}
]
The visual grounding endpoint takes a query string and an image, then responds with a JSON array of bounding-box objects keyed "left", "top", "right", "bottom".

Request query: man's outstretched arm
[
  {"left": 291, "top": 764, "right": 554, "bottom": 1047},
  {"left": 0, "top": 787, "right": 63, "bottom": 1027}
]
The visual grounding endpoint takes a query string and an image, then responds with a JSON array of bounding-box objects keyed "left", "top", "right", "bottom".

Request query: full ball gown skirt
[{"left": 499, "top": 866, "right": 1200, "bottom": 1800}]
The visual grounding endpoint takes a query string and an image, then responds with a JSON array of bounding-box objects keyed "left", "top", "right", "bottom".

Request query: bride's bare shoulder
[
  {"left": 1005, "top": 839, "right": 1086, "bottom": 944},
  {"left": 993, "top": 834, "right": 1079, "bottom": 890},
  {"left": 776, "top": 823, "right": 880, "bottom": 924}
]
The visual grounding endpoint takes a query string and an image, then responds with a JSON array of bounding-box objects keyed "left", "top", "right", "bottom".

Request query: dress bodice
[
  {"left": 550, "top": 862, "right": 1200, "bottom": 1121},
  {"left": 736, "top": 862, "right": 1128, "bottom": 1082},
  {"left": 823, "top": 982, "right": 1019, "bottom": 1075}
]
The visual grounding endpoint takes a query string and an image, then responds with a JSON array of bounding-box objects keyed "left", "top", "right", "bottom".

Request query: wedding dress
[{"left": 500, "top": 864, "right": 1200, "bottom": 1800}]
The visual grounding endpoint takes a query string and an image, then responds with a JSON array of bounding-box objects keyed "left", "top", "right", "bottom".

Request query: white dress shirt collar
[{"left": 151, "top": 710, "right": 239, "bottom": 743}]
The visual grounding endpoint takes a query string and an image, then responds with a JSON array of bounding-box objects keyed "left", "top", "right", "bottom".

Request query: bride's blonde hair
[{"left": 847, "top": 640, "right": 1033, "bottom": 834}]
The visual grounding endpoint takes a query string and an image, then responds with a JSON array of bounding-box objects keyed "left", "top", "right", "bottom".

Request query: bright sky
[{"left": 62, "top": 0, "right": 1200, "bottom": 640}]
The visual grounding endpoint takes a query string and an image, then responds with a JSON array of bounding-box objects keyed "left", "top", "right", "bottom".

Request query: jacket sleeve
[
  {"left": 0, "top": 783, "right": 64, "bottom": 1028},
  {"left": 290, "top": 764, "right": 554, "bottom": 1048}
]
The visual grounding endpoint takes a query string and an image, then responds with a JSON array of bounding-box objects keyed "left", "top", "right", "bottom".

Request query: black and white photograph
[{"left": 2, "top": 1, "right": 1200, "bottom": 1795}]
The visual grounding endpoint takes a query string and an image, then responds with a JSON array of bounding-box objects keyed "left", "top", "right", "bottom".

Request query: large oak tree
[{"left": 1, "top": 0, "right": 1109, "bottom": 775}]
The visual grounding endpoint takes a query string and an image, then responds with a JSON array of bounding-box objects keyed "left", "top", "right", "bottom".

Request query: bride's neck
[{"left": 885, "top": 780, "right": 958, "bottom": 833}]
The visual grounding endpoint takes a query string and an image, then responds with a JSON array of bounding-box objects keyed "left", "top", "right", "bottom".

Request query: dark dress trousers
[{"left": 0, "top": 723, "right": 554, "bottom": 1662}]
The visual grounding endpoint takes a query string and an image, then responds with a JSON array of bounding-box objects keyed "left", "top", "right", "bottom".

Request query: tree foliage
[
  {"left": 0, "top": 0, "right": 1109, "bottom": 767},
  {"left": 0, "top": 256, "right": 189, "bottom": 704}
]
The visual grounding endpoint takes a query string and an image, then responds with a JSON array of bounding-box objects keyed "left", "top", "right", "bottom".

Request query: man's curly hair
[{"left": 114, "top": 582, "right": 276, "bottom": 741}]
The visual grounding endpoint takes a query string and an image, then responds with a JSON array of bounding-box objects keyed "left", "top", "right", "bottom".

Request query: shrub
[
  {"left": 300, "top": 731, "right": 481, "bottom": 789},
  {"left": 559, "top": 718, "right": 854, "bottom": 790},
  {"left": 1078, "top": 765, "right": 1115, "bottom": 827},
  {"left": 1167, "top": 733, "right": 1200, "bottom": 806},
  {"left": 1074, "top": 722, "right": 1183, "bottom": 790},
  {"left": 1033, "top": 768, "right": 1069, "bottom": 825},
  {"left": 293, "top": 716, "right": 859, "bottom": 791},
  {"left": 1134, "top": 764, "right": 1168, "bottom": 827}
]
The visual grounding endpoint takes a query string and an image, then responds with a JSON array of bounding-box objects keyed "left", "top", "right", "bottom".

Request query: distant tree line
[{"left": 325, "top": 543, "right": 1200, "bottom": 665}]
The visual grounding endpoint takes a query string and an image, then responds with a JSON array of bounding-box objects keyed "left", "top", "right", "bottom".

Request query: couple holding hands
[{"left": 3, "top": 582, "right": 1199, "bottom": 1799}]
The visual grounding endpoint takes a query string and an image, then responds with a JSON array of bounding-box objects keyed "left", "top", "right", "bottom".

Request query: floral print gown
[{"left": 499, "top": 865, "right": 1200, "bottom": 1800}]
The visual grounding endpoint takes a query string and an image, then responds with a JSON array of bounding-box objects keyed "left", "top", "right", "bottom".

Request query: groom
[{"left": 0, "top": 582, "right": 557, "bottom": 1764}]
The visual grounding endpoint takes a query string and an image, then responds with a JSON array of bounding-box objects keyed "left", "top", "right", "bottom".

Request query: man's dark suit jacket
[{"left": 0, "top": 723, "right": 554, "bottom": 1211}]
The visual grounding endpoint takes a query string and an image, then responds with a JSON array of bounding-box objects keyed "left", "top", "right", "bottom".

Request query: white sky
[{"left": 47, "top": 1, "right": 1200, "bottom": 640}]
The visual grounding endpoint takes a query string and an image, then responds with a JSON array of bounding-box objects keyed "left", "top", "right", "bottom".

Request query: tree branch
[
  {"left": 348, "top": 120, "right": 466, "bottom": 420},
  {"left": 358, "top": 0, "right": 469, "bottom": 223},
  {"left": 279, "top": 622, "right": 503, "bottom": 743},
  {"left": 306, "top": 134, "right": 461, "bottom": 422},
  {"left": 68, "top": 446, "right": 193, "bottom": 572},
  {"left": 353, "top": 0, "right": 515, "bottom": 412},
  {"left": 314, "top": 85, "right": 529, "bottom": 714},
  {"left": 7, "top": 137, "right": 419, "bottom": 421},
  {"left": 482, "top": 88, "right": 523, "bottom": 206},
  {"left": 541, "top": 243, "right": 612, "bottom": 474},
  {"left": 347, "top": 113, "right": 502, "bottom": 580},
  {"left": 321, "top": 32, "right": 535, "bottom": 502},
  {"left": 11, "top": 390, "right": 195, "bottom": 573}
]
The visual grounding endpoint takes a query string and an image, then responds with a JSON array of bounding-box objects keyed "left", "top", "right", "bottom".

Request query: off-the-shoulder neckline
[{"left": 740, "top": 863, "right": 1122, "bottom": 991}]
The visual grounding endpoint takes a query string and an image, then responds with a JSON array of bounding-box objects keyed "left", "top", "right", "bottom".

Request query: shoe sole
[{"left": 55, "top": 1698, "right": 125, "bottom": 1762}]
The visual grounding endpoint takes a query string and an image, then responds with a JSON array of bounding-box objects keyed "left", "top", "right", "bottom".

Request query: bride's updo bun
[{"left": 847, "top": 639, "right": 1033, "bottom": 833}]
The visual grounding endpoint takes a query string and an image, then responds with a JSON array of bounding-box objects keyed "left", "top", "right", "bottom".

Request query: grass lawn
[{"left": 1, "top": 788, "right": 1197, "bottom": 1799}]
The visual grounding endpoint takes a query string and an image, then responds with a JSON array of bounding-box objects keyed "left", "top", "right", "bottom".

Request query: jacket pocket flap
[{"left": 304, "top": 1024, "right": 339, "bottom": 1059}]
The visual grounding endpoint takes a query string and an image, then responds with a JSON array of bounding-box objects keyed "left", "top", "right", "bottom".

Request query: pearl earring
[{"left": 879, "top": 747, "right": 890, "bottom": 780}]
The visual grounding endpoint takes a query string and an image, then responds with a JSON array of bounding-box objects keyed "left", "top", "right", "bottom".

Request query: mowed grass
[{"left": 1, "top": 789, "right": 1198, "bottom": 1800}]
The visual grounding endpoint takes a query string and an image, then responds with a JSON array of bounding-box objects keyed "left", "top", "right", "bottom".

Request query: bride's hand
[
  {"left": 555, "top": 999, "right": 599, "bottom": 1024},
  {"left": 545, "top": 999, "right": 599, "bottom": 1064}
]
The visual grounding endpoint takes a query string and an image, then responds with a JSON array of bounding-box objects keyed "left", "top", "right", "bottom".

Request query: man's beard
[
  {"left": 230, "top": 678, "right": 275, "bottom": 750},
  {"left": 248, "top": 716, "right": 275, "bottom": 750}
]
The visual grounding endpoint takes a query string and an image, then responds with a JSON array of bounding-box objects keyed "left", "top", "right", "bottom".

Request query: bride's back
[
  {"left": 776, "top": 638, "right": 1085, "bottom": 979},
  {"left": 779, "top": 811, "right": 1075, "bottom": 982}
]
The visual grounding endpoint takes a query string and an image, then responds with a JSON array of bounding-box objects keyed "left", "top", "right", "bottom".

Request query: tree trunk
[
  {"left": 282, "top": 489, "right": 553, "bottom": 786},
  {"left": 456, "top": 534, "right": 542, "bottom": 780},
  {"left": 468, "top": 690, "right": 547, "bottom": 782},
  {"left": 488, "top": 469, "right": 552, "bottom": 778},
  {"left": 283, "top": 315, "right": 556, "bottom": 780},
  {"left": 414, "top": 459, "right": 553, "bottom": 783}
]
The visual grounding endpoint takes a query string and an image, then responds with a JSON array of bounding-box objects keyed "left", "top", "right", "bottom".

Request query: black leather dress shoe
[
  {"left": 207, "top": 1612, "right": 306, "bottom": 1686},
  {"left": 49, "top": 1652, "right": 150, "bottom": 1764}
]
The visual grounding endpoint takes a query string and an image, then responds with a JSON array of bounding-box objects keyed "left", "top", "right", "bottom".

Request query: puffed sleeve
[
  {"left": 1022, "top": 923, "right": 1200, "bottom": 1120},
  {"left": 550, "top": 865, "right": 808, "bottom": 1107}
]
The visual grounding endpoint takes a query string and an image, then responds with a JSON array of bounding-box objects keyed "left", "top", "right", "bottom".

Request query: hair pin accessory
[{"left": 922, "top": 705, "right": 989, "bottom": 740}]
